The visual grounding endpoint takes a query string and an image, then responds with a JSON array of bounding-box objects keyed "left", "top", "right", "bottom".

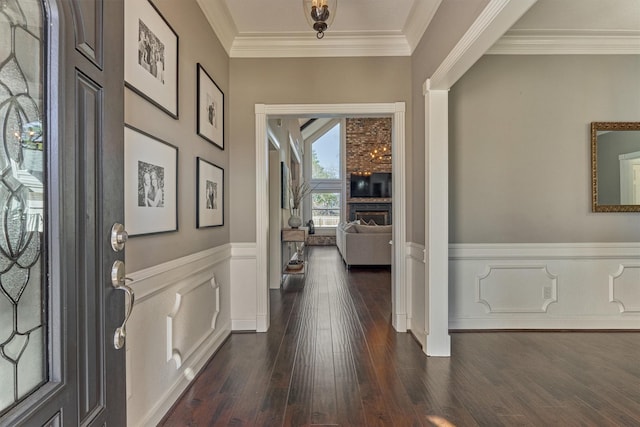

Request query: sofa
[{"left": 335, "top": 222, "right": 392, "bottom": 268}]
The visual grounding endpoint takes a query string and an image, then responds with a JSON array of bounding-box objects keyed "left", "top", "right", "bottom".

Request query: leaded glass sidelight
[{"left": 0, "top": 0, "right": 46, "bottom": 415}]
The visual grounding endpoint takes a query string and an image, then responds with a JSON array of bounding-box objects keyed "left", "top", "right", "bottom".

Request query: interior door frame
[{"left": 254, "top": 103, "right": 408, "bottom": 333}]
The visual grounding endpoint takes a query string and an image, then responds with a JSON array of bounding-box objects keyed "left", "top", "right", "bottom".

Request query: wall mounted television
[{"left": 350, "top": 172, "right": 392, "bottom": 198}]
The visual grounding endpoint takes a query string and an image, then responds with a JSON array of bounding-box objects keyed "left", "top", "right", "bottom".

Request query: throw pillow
[
  {"left": 343, "top": 223, "right": 358, "bottom": 233},
  {"left": 366, "top": 219, "right": 377, "bottom": 226},
  {"left": 354, "top": 224, "right": 392, "bottom": 233}
]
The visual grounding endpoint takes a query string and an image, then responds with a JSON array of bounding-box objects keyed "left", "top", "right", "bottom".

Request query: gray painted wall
[
  {"left": 125, "top": 0, "right": 230, "bottom": 272},
  {"left": 449, "top": 55, "right": 640, "bottom": 243},
  {"left": 229, "top": 57, "right": 412, "bottom": 243},
  {"left": 410, "top": 0, "right": 490, "bottom": 245}
]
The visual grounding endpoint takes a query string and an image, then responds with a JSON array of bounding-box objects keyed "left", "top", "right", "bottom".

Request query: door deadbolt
[{"left": 110, "top": 223, "right": 128, "bottom": 252}]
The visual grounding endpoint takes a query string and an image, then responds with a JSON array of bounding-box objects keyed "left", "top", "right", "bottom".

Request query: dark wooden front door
[{"left": 0, "top": 0, "right": 126, "bottom": 425}]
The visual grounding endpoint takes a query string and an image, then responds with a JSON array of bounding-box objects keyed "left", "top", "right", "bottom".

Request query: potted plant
[{"left": 288, "top": 180, "right": 312, "bottom": 228}]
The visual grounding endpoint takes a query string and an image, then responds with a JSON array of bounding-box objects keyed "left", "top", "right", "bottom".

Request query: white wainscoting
[
  {"left": 406, "top": 242, "right": 427, "bottom": 348},
  {"left": 449, "top": 243, "right": 640, "bottom": 329},
  {"left": 126, "top": 245, "right": 232, "bottom": 427},
  {"left": 230, "top": 242, "right": 258, "bottom": 330}
]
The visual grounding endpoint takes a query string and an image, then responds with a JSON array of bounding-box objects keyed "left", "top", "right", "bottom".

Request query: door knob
[{"left": 110, "top": 223, "right": 128, "bottom": 252}]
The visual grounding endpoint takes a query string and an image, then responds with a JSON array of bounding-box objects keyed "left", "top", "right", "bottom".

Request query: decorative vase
[{"left": 288, "top": 210, "right": 302, "bottom": 228}]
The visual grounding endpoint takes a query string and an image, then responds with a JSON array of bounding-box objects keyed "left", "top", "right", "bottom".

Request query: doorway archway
[{"left": 255, "top": 103, "right": 407, "bottom": 332}]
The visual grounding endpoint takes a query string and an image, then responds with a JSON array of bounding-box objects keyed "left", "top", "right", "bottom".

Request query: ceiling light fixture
[
  {"left": 370, "top": 145, "right": 391, "bottom": 164},
  {"left": 369, "top": 134, "right": 392, "bottom": 164},
  {"left": 303, "top": 0, "right": 337, "bottom": 39}
]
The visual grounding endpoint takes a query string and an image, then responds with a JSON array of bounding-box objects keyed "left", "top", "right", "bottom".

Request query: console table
[{"left": 281, "top": 228, "right": 307, "bottom": 285}]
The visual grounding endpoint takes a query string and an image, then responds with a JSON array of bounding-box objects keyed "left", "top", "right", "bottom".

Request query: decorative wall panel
[
  {"left": 126, "top": 246, "right": 231, "bottom": 427},
  {"left": 450, "top": 243, "right": 640, "bottom": 329},
  {"left": 476, "top": 264, "right": 557, "bottom": 313},
  {"left": 609, "top": 264, "right": 640, "bottom": 313},
  {"left": 167, "top": 276, "right": 221, "bottom": 368}
]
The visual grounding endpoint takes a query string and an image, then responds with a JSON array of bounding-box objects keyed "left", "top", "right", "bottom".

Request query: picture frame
[
  {"left": 125, "top": 125, "right": 178, "bottom": 236},
  {"left": 196, "top": 63, "right": 224, "bottom": 149},
  {"left": 125, "top": 0, "right": 179, "bottom": 118},
  {"left": 196, "top": 157, "right": 224, "bottom": 228}
]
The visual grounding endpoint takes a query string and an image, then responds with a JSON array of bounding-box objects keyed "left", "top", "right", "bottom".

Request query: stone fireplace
[
  {"left": 345, "top": 118, "right": 393, "bottom": 226},
  {"left": 348, "top": 202, "right": 392, "bottom": 225},
  {"left": 355, "top": 211, "right": 388, "bottom": 225}
]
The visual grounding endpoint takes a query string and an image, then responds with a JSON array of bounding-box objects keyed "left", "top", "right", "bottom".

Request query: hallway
[{"left": 160, "top": 246, "right": 640, "bottom": 426}]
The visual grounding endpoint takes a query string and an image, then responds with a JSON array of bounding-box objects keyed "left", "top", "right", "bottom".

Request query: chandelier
[
  {"left": 370, "top": 146, "right": 391, "bottom": 164},
  {"left": 303, "top": 0, "right": 337, "bottom": 39},
  {"left": 369, "top": 134, "right": 391, "bottom": 164}
]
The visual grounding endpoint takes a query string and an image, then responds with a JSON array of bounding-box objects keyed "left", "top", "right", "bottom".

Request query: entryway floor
[{"left": 159, "top": 246, "right": 640, "bottom": 426}]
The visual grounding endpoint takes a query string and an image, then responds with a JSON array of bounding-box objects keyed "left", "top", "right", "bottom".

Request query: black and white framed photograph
[
  {"left": 125, "top": 0, "right": 179, "bottom": 118},
  {"left": 196, "top": 157, "right": 224, "bottom": 228},
  {"left": 196, "top": 63, "right": 224, "bottom": 149},
  {"left": 125, "top": 125, "right": 178, "bottom": 236}
]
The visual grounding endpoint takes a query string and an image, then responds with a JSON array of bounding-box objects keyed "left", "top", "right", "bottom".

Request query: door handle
[{"left": 111, "top": 260, "right": 135, "bottom": 350}]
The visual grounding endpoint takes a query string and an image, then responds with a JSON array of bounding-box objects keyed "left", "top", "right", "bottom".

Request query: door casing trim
[{"left": 254, "top": 102, "right": 407, "bottom": 332}]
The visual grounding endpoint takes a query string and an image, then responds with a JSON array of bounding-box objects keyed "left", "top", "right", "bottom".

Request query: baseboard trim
[
  {"left": 449, "top": 318, "right": 640, "bottom": 330},
  {"left": 138, "top": 322, "right": 231, "bottom": 427},
  {"left": 154, "top": 330, "right": 232, "bottom": 426},
  {"left": 409, "top": 328, "right": 427, "bottom": 349},
  {"left": 393, "top": 313, "right": 407, "bottom": 332},
  {"left": 232, "top": 319, "right": 257, "bottom": 331},
  {"left": 256, "top": 314, "right": 269, "bottom": 333}
]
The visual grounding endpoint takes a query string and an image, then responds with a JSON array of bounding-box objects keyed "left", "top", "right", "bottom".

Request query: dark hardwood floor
[{"left": 159, "top": 246, "right": 640, "bottom": 426}]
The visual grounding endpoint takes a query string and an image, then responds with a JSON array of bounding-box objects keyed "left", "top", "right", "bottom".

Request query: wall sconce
[{"left": 303, "top": 0, "right": 337, "bottom": 39}]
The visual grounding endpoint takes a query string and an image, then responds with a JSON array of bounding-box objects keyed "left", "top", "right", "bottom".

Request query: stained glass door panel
[{"left": 0, "top": 0, "right": 46, "bottom": 415}]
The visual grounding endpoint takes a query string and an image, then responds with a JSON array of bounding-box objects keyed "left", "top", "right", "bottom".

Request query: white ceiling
[
  {"left": 196, "top": 0, "right": 441, "bottom": 57},
  {"left": 196, "top": 0, "right": 640, "bottom": 58},
  {"left": 227, "top": 0, "right": 418, "bottom": 33}
]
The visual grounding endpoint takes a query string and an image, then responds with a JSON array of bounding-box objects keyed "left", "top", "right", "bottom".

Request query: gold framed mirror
[{"left": 592, "top": 122, "right": 640, "bottom": 212}]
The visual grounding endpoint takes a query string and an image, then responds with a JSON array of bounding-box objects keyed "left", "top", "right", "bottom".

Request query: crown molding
[
  {"left": 229, "top": 33, "right": 412, "bottom": 58},
  {"left": 488, "top": 29, "right": 640, "bottom": 54},
  {"left": 195, "top": 0, "right": 414, "bottom": 58},
  {"left": 197, "top": 1, "right": 640, "bottom": 59},
  {"left": 196, "top": 0, "right": 237, "bottom": 56},
  {"left": 404, "top": 0, "right": 442, "bottom": 52},
  {"left": 428, "top": 0, "right": 536, "bottom": 91}
]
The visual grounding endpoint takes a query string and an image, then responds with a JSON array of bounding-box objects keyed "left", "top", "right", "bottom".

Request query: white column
[
  {"left": 255, "top": 104, "right": 270, "bottom": 332},
  {"left": 392, "top": 102, "right": 408, "bottom": 332},
  {"left": 425, "top": 83, "right": 451, "bottom": 356}
]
